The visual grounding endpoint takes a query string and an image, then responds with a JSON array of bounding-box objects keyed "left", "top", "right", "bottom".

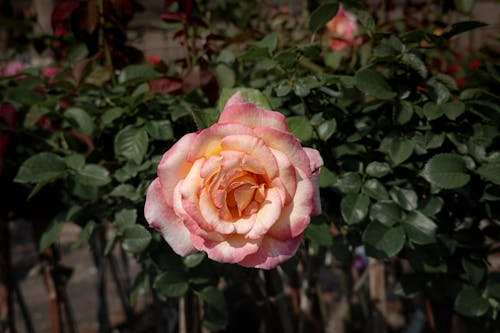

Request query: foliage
[{"left": 1, "top": 0, "right": 500, "bottom": 331}]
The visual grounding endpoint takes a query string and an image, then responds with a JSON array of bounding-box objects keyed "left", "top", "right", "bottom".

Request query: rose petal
[
  {"left": 158, "top": 132, "right": 197, "bottom": 206},
  {"left": 221, "top": 134, "right": 279, "bottom": 180},
  {"left": 304, "top": 147, "right": 323, "bottom": 216},
  {"left": 253, "top": 126, "right": 311, "bottom": 177},
  {"left": 187, "top": 123, "right": 254, "bottom": 161},
  {"left": 238, "top": 235, "right": 302, "bottom": 269},
  {"left": 219, "top": 94, "right": 288, "bottom": 132},
  {"left": 145, "top": 178, "right": 197, "bottom": 256},
  {"left": 191, "top": 233, "right": 261, "bottom": 264},
  {"left": 270, "top": 147, "right": 297, "bottom": 204},
  {"left": 268, "top": 168, "right": 313, "bottom": 240},
  {"left": 225, "top": 91, "right": 246, "bottom": 106},
  {"left": 246, "top": 187, "right": 283, "bottom": 239}
]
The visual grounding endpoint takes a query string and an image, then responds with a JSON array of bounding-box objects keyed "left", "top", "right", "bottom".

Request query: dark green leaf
[
  {"left": 217, "top": 88, "right": 271, "bottom": 112},
  {"left": 401, "top": 53, "right": 428, "bottom": 78},
  {"left": 363, "top": 222, "right": 405, "bottom": 258},
  {"left": 442, "top": 21, "right": 487, "bottom": 39},
  {"left": 369, "top": 202, "right": 401, "bottom": 226},
  {"left": 317, "top": 119, "right": 337, "bottom": 141},
  {"left": 389, "top": 186, "right": 418, "bottom": 211},
  {"left": 306, "top": 222, "right": 333, "bottom": 247},
  {"left": 443, "top": 101, "right": 465, "bottom": 120},
  {"left": 419, "top": 196, "right": 444, "bottom": 216},
  {"left": 255, "top": 32, "right": 278, "bottom": 53},
  {"left": 72, "top": 220, "right": 97, "bottom": 249},
  {"left": 403, "top": 210, "right": 437, "bottom": 245},
  {"left": 15, "top": 152, "right": 67, "bottom": 184},
  {"left": 114, "top": 125, "right": 149, "bottom": 164},
  {"left": 335, "top": 172, "right": 362, "bottom": 194},
  {"left": 183, "top": 252, "right": 206, "bottom": 268},
  {"left": 319, "top": 167, "right": 337, "bottom": 187},
  {"left": 423, "top": 102, "right": 444, "bottom": 120},
  {"left": 101, "top": 107, "right": 125, "bottom": 128},
  {"left": 146, "top": 120, "right": 174, "bottom": 141},
  {"left": 454, "top": 286, "right": 490, "bottom": 317},
  {"left": 389, "top": 137, "right": 414, "bottom": 165},
  {"left": 341, "top": 193, "right": 370, "bottom": 225},
  {"left": 214, "top": 64, "right": 235, "bottom": 88},
  {"left": 397, "top": 101, "right": 414, "bottom": 125},
  {"left": 121, "top": 225, "right": 151, "bottom": 253},
  {"left": 363, "top": 179, "right": 389, "bottom": 201},
  {"left": 118, "top": 64, "right": 160, "bottom": 85},
  {"left": 287, "top": 115, "right": 313, "bottom": 142},
  {"left": 199, "top": 286, "right": 228, "bottom": 331},
  {"left": 74, "top": 164, "right": 110, "bottom": 187},
  {"left": 114, "top": 209, "right": 137, "bottom": 231},
  {"left": 422, "top": 153, "right": 470, "bottom": 189},
  {"left": 154, "top": 270, "right": 188, "bottom": 298},
  {"left": 110, "top": 184, "right": 140, "bottom": 201},
  {"left": 355, "top": 69, "right": 396, "bottom": 100},
  {"left": 39, "top": 213, "right": 66, "bottom": 252},
  {"left": 64, "top": 107, "right": 94, "bottom": 136},
  {"left": 308, "top": 2, "right": 339, "bottom": 34},
  {"left": 366, "top": 162, "right": 391, "bottom": 178},
  {"left": 477, "top": 162, "right": 500, "bottom": 185},
  {"left": 462, "top": 258, "right": 486, "bottom": 286}
]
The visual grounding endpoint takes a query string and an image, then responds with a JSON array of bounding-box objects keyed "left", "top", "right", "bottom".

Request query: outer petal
[
  {"left": 191, "top": 233, "right": 261, "bottom": 264},
  {"left": 253, "top": 126, "right": 311, "bottom": 177},
  {"left": 145, "top": 178, "right": 197, "bottom": 256},
  {"left": 158, "top": 132, "right": 197, "bottom": 206},
  {"left": 238, "top": 235, "right": 302, "bottom": 269},
  {"left": 219, "top": 93, "right": 288, "bottom": 131},
  {"left": 304, "top": 147, "right": 323, "bottom": 216},
  {"left": 268, "top": 168, "right": 313, "bottom": 241}
]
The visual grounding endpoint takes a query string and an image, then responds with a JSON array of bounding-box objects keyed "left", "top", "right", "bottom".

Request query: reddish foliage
[
  {"left": 469, "top": 59, "right": 481, "bottom": 70},
  {"left": 51, "top": 0, "right": 80, "bottom": 30},
  {"left": 148, "top": 77, "right": 183, "bottom": 94}
]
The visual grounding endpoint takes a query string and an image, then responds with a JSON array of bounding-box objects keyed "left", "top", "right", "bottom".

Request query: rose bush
[{"left": 144, "top": 91, "right": 323, "bottom": 269}]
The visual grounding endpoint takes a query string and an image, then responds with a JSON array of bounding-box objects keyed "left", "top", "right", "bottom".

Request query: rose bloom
[
  {"left": 145, "top": 92, "right": 323, "bottom": 269},
  {"left": 326, "top": 4, "right": 361, "bottom": 51}
]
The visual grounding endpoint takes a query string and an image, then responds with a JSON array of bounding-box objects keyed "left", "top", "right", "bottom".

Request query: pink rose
[
  {"left": 145, "top": 92, "right": 323, "bottom": 269},
  {"left": 326, "top": 4, "right": 361, "bottom": 51},
  {"left": 1, "top": 60, "right": 25, "bottom": 77},
  {"left": 42, "top": 66, "right": 61, "bottom": 78}
]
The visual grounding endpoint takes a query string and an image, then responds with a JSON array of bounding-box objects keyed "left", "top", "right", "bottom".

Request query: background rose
[
  {"left": 145, "top": 91, "right": 323, "bottom": 269},
  {"left": 326, "top": 4, "right": 362, "bottom": 51}
]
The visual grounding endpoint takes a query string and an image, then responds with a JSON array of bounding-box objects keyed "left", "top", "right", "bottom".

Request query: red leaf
[
  {"left": 51, "top": 0, "right": 80, "bottom": 29},
  {"left": 184, "top": 0, "right": 193, "bottom": 15},
  {"left": 71, "top": 129, "right": 95, "bottom": 150},
  {"left": 160, "top": 12, "right": 185, "bottom": 22},
  {"left": 0, "top": 103, "right": 17, "bottom": 128},
  {"left": 148, "top": 77, "right": 183, "bottom": 94}
]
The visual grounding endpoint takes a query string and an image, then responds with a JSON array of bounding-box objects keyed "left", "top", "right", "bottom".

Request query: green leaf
[
  {"left": 305, "top": 221, "right": 333, "bottom": 247},
  {"left": 101, "top": 107, "right": 125, "bottom": 128},
  {"left": 64, "top": 154, "right": 85, "bottom": 170},
  {"left": 114, "top": 208, "right": 137, "bottom": 231},
  {"left": 39, "top": 213, "right": 66, "bottom": 252},
  {"left": 74, "top": 164, "right": 110, "bottom": 187},
  {"left": 319, "top": 167, "right": 337, "bottom": 188},
  {"left": 15, "top": 152, "right": 67, "bottom": 184},
  {"left": 217, "top": 88, "right": 271, "bottom": 112},
  {"left": 401, "top": 53, "right": 427, "bottom": 78},
  {"left": 110, "top": 184, "right": 140, "bottom": 201},
  {"left": 293, "top": 76, "right": 320, "bottom": 97},
  {"left": 72, "top": 220, "right": 97, "bottom": 249},
  {"left": 331, "top": 235, "right": 352, "bottom": 263},
  {"left": 403, "top": 211, "right": 437, "bottom": 245},
  {"left": 199, "top": 286, "right": 228, "bottom": 331},
  {"left": 114, "top": 125, "right": 149, "bottom": 164},
  {"left": 363, "top": 179, "right": 389, "bottom": 201},
  {"left": 369, "top": 202, "right": 401, "bottom": 226},
  {"left": 366, "top": 162, "right": 391, "bottom": 178},
  {"left": 355, "top": 69, "right": 396, "bottom": 100},
  {"left": 214, "top": 64, "right": 235, "bottom": 88},
  {"left": 419, "top": 196, "right": 444, "bottom": 216},
  {"left": 146, "top": 120, "right": 174, "bottom": 141},
  {"left": 422, "top": 153, "right": 471, "bottom": 189},
  {"left": 64, "top": 107, "right": 94, "bottom": 136},
  {"left": 255, "top": 32, "right": 279, "bottom": 53},
  {"left": 183, "top": 252, "right": 206, "bottom": 268},
  {"left": 335, "top": 172, "right": 362, "bottom": 194},
  {"left": 287, "top": 115, "right": 313, "bottom": 142},
  {"left": 154, "top": 271, "right": 188, "bottom": 298},
  {"left": 308, "top": 1, "right": 339, "bottom": 34},
  {"left": 442, "top": 21, "right": 487, "bottom": 39},
  {"left": 477, "top": 162, "right": 500, "bottom": 185},
  {"left": 454, "top": 286, "right": 490, "bottom": 317},
  {"left": 118, "top": 64, "right": 160, "bottom": 85},
  {"left": 363, "top": 222, "right": 405, "bottom": 258},
  {"left": 341, "top": 193, "right": 370, "bottom": 225},
  {"left": 423, "top": 102, "right": 444, "bottom": 120},
  {"left": 443, "top": 101, "right": 465, "bottom": 120},
  {"left": 121, "top": 225, "right": 151, "bottom": 253},
  {"left": 462, "top": 258, "right": 486, "bottom": 286},
  {"left": 317, "top": 119, "right": 337, "bottom": 141},
  {"left": 397, "top": 101, "right": 414, "bottom": 125},
  {"left": 389, "top": 137, "right": 414, "bottom": 165},
  {"left": 389, "top": 186, "right": 418, "bottom": 211}
]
